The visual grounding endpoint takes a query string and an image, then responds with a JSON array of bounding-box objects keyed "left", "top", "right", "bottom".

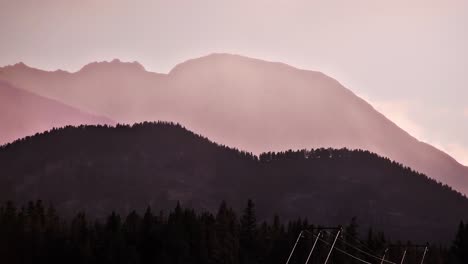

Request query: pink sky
[{"left": 1, "top": 0, "right": 467, "bottom": 165}]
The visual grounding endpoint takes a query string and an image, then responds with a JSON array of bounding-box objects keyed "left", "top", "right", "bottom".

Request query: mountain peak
[
  {"left": 169, "top": 53, "right": 297, "bottom": 75},
  {"left": 14, "top": 62, "right": 28, "bottom": 68},
  {"left": 79, "top": 59, "right": 146, "bottom": 73},
  {"left": 1, "top": 62, "right": 32, "bottom": 71}
]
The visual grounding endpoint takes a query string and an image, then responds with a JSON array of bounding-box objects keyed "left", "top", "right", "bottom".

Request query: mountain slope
[
  {"left": 0, "top": 81, "right": 114, "bottom": 145},
  {"left": 0, "top": 54, "right": 467, "bottom": 194},
  {"left": 0, "top": 122, "right": 466, "bottom": 243}
]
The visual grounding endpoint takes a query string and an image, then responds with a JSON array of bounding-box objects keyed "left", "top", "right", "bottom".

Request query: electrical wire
[
  {"left": 297, "top": 229, "right": 427, "bottom": 264},
  {"left": 341, "top": 228, "right": 379, "bottom": 253},
  {"left": 320, "top": 230, "right": 396, "bottom": 264},
  {"left": 314, "top": 234, "right": 373, "bottom": 264}
]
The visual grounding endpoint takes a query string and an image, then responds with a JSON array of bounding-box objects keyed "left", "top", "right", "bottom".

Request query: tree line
[{"left": 2, "top": 199, "right": 467, "bottom": 264}]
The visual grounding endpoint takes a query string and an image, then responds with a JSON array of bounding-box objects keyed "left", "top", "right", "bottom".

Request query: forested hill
[{"left": 1, "top": 122, "right": 467, "bottom": 243}]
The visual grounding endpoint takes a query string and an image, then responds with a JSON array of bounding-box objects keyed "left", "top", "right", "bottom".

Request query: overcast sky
[{"left": 1, "top": 0, "right": 467, "bottom": 165}]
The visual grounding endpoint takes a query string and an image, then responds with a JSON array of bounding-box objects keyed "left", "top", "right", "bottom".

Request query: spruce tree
[{"left": 240, "top": 199, "right": 258, "bottom": 264}]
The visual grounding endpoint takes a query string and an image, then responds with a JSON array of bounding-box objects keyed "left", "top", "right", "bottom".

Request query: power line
[
  {"left": 321, "top": 230, "right": 396, "bottom": 264},
  {"left": 290, "top": 229, "right": 424, "bottom": 264},
  {"left": 314, "top": 233, "right": 373, "bottom": 264},
  {"left": 341, "top": 228, "right": 379, "bottom": 253}
]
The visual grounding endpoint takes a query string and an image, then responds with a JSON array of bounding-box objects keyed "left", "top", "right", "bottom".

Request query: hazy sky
[{"left": 1, "top": 0, "right": 467, "bottom": 165}]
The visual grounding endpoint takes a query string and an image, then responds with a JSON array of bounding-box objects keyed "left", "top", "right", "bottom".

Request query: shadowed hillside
[
  {"left": 0, "top": 81, "right": 114, "bottom": 145},
  {"left": 0, "top": 122, "right": 467, "bottom": 243}
]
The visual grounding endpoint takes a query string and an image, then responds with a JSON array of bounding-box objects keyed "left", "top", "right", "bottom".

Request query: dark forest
[
  {"left": 3, "top": 199, "right": 468, "bottom": 264},
  {"left": 2, "top": 122, "right": 468, "bottom": 263}
]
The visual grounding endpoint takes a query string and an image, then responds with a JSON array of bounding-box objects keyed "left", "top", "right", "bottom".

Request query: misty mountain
[
  {"left": 0, "top": 81, "right": 114, "bottom": 145},
  {"left": 0, "top": 54, "right": 467, "bottom": 195},
  {"left": 0, "top": 122, "right": 467, "bottom": 243}
]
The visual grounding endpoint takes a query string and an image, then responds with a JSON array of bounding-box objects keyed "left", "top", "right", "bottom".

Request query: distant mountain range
[
  {"left": 0, "top": 122, "right": 466, "bottom": 243},
  {"left": 0, "top": 81, "right": 113, "bottom": 145},
  {"left": 1, "top": 53, "right": 467, "bottom": 195}
]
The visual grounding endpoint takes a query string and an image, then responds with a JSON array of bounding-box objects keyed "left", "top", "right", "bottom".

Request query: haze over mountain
[
  {"left": 0, "top": 81, "right": 114, "bottom": 146},
  {"left": 1, "top": 54, "right": 467, "bottom": 195},
  {"left": 0, "top": 122, "right": 467, "bottom": 243}
]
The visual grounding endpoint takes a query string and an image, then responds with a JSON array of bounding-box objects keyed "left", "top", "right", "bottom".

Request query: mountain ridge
[
  {"left": 0, "top": 122, "right": 466, "bottom": 243},
  {"left": 0, "top": 81, "right": 115, "bottom": 146},
  {"left": 1, "top": 53, "right": 467, "bottom": 194}
]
